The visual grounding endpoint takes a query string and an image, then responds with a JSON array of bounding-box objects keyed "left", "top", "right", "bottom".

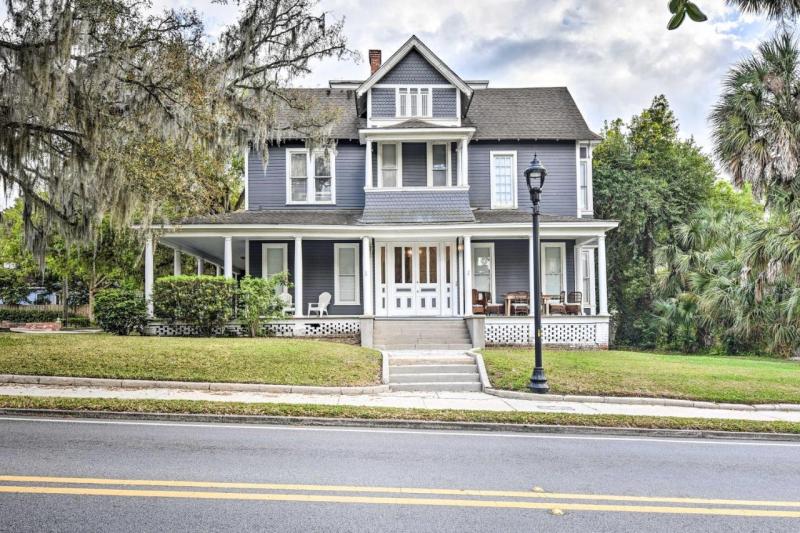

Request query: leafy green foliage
[
  {"left": 667, "top": 0, "right": 706, "bottom": 29},
  {"left": 153, "top": 276, "right": 237, "bottom": 335},
  {"left": 593, "top": 96, "right": 715, "bottom": 347},
  {"left": 238, "top": 274, "right": 290, "bottom": 337},
  {"left": 94, "top": 289, "right": 147, "bottom": 336},
  {"left": 0, "top": 308, "right": 81, "bottom": 323}
]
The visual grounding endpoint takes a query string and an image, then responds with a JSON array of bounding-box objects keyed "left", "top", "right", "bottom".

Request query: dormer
[{"left": 357, "top": 36, "right": 474, "bottom": 128}]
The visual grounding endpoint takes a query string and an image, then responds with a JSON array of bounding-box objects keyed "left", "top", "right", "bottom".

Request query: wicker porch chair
[
  {"left": 548, "top": 292, "right": 567, "bottom": 314},
  {"left": 565, "top": 291, "right": 583, "bottom": 315},
  {"left": 510, "top": 291, "right": 530, "bottom": 316}
]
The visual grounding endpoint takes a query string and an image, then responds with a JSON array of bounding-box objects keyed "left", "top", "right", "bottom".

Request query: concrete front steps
[
  {"left": 387, "top": 351, "right": 482, "bottom": 392},
  {"left": 374, "top": 319, "right": 473, "bottom": 350}
]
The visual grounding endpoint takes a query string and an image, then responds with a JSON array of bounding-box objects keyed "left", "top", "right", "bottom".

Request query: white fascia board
[{"left": 359, "top": 127, "right": 475, "bottom": 143}]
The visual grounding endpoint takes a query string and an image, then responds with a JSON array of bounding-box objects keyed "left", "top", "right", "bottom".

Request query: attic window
[{"left": 397, "top": 87, "right": 431, "bottom": 118}]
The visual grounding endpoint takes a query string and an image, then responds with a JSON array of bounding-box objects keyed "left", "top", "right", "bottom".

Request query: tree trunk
[
  {"left": 62, "top": 275, "right": 69, "bottom": 328},
  {"left": 88, "top": 288, "right": 95, "bottom": 323}
]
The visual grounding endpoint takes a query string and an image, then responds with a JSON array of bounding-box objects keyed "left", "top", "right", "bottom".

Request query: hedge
[
  {"left": 94, "top": 289, "right": 147, "bottom": 335},
  {"left": 153, "top": 276, "right": 237, "bottom": 335},
  {"left": 0, "top": 308, "right": 85, "bottom": 324}
]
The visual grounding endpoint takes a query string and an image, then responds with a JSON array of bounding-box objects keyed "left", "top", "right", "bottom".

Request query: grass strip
[{"left": 1, "top": 395, "right": 798, "bottom": 435}]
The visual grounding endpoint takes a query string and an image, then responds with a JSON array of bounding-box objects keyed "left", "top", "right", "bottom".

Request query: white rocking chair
[
  {"left": 307, "top": 292, "right": 331, "bottom": 316},
  {"left": 278, "top": 292, "right": 295, "bottom": 315}
]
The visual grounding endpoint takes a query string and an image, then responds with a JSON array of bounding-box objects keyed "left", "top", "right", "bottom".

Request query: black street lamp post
[{"left": 524, "top": 154, "right": 549, "bottom": 394}]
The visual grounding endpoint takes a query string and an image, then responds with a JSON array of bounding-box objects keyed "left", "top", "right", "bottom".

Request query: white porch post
[
  {"left": 362, "top": 236, "right": 373, "bottom": 316},
  {"left": 144, "top": 235, "right": 154, "bottom": 318},
  {"left": 463, "top": 235, "right": 472, "bottom": 316},
  {"left": 528, "top": 235, "right": 535, "bottom": 317},
  {"left": 365, "top": 140, "right": 373, "bottom": 189},
  {"left": 173, "top": 249, "right": 181, "bottom": 276},
  {"left": 223, "top": 237, "right": 233, "bottom": 279},
  {"left": 294, "top": 236, "right": 303, "bottom": 318},
  {"left": 196, "top": 257, "right": 203, "bottom": 275},
  {"left": 215, "top": 264, "right": 221, "bottom": 276},
  {"left": 598, "top": 235, "right": 609, "bottom": 315},
  {"left": 460, "top": 138, "right": 469, "bottom": 186}
]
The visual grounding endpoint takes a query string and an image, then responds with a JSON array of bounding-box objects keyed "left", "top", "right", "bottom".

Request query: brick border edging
[
  {"left": 0, "top": 374, "right": 389, "bottom": 395},
  {"left": 484, "top": 388, "right": 800, "bottom": 412}
]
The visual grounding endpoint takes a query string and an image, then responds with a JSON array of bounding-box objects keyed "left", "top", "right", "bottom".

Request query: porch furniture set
[{"left": 472, "top": 289, "right": 583, "bottom": 316}]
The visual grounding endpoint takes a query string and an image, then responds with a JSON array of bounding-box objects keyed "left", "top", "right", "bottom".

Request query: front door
[{"left": 387, "top": 244, "right": 443, "bottom": 316}]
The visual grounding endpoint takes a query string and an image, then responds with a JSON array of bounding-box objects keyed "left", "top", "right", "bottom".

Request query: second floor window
[
  {"left": 490, "top": 151, "right": 517, "bottom": 209},
  {"left": 429, "top": 143, "right": 450, "bottom": 186},
  {"left": 397, "top": 87, "right": 430, "bottom": 118},
  {"left": 379, "top": 142, "right": 400, "bottom": 187},
  {"left": 579, "top": 143, "right": 592, "bottom": 213},
  {"left": 287, "top": 148, "right": 335, "bottom": 204}
]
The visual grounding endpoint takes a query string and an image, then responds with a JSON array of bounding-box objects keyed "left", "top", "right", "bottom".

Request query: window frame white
[
  {"left": 427, "top": 142, "right": 452, "bottom": 187},
  {"left": 577, "top": 247, "right": 597, "bottom": 315},
  {"left": 334, "top": 243, "right": 361, "bottom": 306},
  {"left": 490, "top": 150, "right": 518, "bottom": 209},
  {"left": 541, "top": 242, "right": 567, "bottom": 297},
  {"left": 577, "top": 141, "right": 594, "bottom": 216},
  {"left": 395, "top": 86, "right": 433, "bottom": 119},
  {"left": 377, "top": 141, "right": 403, "bottom": 188},
  {"left": 261, "top": 243, "right": 289, "bottom": 294},
  {"left": 471, "top": 242, "right": 496, "bottom": 304},
  {"left": 285, "top": 147, "right": 336, "bottom": 205}
]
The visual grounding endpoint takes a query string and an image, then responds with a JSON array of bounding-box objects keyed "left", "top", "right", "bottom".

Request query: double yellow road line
[{"left": 1, "top": 475, "right": 799, "bottom": 518}]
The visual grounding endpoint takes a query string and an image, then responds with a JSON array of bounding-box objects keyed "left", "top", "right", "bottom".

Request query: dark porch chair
[
  {"left": 472, "top": 289, "right": 489, "bottom": 315},
  {"left": 547, "top": 292, "right": 566, "bottom": 315},
  {"left": 508, "top": 291, "right": 530, "bottom": 316},
  {"left": 565, "top": 291, "right": 583, "bottom": 315}
]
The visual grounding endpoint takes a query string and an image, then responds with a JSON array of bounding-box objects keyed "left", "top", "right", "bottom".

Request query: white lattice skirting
[
  {"left": 145, "top": 318, "right": 360, "bottom": 338},
  {"left": 485, "top": 317, "right": 610, "bottom": 348}
]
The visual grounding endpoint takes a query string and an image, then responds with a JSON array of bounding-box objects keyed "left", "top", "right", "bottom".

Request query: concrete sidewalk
[{"left": 2, "top": 382, "right": 800, "bottom": 423}]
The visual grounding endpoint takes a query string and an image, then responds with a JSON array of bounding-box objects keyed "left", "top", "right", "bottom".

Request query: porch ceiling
[{"left": 159, "top": 236, "right": 247, "bottom": 272}]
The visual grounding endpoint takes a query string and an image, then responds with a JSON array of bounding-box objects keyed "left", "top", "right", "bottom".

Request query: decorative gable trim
[{"left": 357, "top": 36, "right": 473, "bottom": 101}]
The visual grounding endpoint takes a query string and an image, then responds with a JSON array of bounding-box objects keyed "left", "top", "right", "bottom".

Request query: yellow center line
[
  {"left": 1, "top": 485, "right": 799, "bottom": 518},
  {"left": 1, "top": 475, "right": 799, "bottom": 510}
]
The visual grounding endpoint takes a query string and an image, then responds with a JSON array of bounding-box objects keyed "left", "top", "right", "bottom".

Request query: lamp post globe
[{"left": 524, "top": 154, "right": 549, "bottom": 394}]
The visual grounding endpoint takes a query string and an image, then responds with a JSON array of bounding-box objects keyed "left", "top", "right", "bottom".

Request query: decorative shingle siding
[
  {"left": 380, "top": 49, "right": 449, "bottom": 84},
  {"left": 248, "top": 140, "right": 365, "bottom": 209},
  {"left": 371, "top": 88, "right": 395, "bottom": 117},
  {"left": 360, "top": 189, "right": 474, "bottom": 224},
  {"left": 468, "top": 140, "right": 577, "bottom": 217},
  {"left": 402, "top": 142, "right": 427, "bottom": 186},
  {"left": 432, "top": 88, "right": 457, "bottom": 117}
]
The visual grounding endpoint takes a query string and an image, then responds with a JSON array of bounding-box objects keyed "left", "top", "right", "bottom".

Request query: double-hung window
[
  {"left": 541, "top": 243, "right": 567, "bottom": 296},
  {"left": 578, "top": 143, "right": 592, "bottom": 214},
  {"left": 379, "top": 142, "right": 401, "bottom": 187},
  {"left": 490, "top": 151, "right": 517, "bottom": 208},
  {"left": 287, "top": 148, "right": 335, "bottom": 204},
  {"left": 428, "top": 143, "right": 450, "bottom": 186},
  {"left": 334, "top": 243, "right": 360, "bottom": 305},
  {"left": 471, "top": 243, "right": 495, "bottom": 301},
  {"left": 262, "top": 243, "right": 288, "bottom": 293},
  {"left": 397, "top": 87, "right": 431, "bottom": 118}
]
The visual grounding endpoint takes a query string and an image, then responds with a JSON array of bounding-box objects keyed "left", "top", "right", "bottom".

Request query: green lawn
[
  {"left": 483, "top": 348, "right": 800, "bottom": 405},
  {"left": 0, "top": 333, "right": 381, "bottom": 387}
]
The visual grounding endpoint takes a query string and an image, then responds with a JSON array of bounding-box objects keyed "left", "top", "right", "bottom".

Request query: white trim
[
  {"left": 244, "top": 239, "right": 250, "bottom": 276},
  {"left": 334, "top": 243, "right": 361, "bottom": 306},
  {"left": 356, "top": 36, "right": 473, "bottom": 99},
  {"left": 366, "top": 89, "right": 372, "bottom": 121},
  {"left": 541, "top": 242, "right": 567, "bottom": 296},
  {"left": 368, "top": 186, "right": 468, "bottom": 193},
  {"left": 374, "top": 83, "right": 454, "bottom": 89},
  {"left": 577, "top": 247, "right": 596, "bottom": 315},
  {"left": 261, "top": 243, "right": 288, "bottom": 284},
  {"left": 471, "top": 242, "right": 496, "bottom": 304},
  {"left": 394, "top": 86, "right": 434, "bottom": 119},
  {"left": 577, "top": 141, "right": 594, "bottom": 217},
  {"left": 223, "top": 236, "right": 233, "bottom": 279},
  {"left": 285, "top": 147, "right": 336, "bottom": 206},
  {"left": 377, "top": 142, "right": 403, "bottom": 188},
  {"left": 490, "top": 150, "right": 518, "bottom": 209},
  {"left": 366, "top": 117, "right": 462, "bottom": 129},
  {"left": 243, "top": 148, "right": 249, "bottom": 211},
  {"left": 360, "top": 127, "right": 475, "bottom": 143},
  {"left": 426, "top": 142, "right": 452, "bottom": 187}
]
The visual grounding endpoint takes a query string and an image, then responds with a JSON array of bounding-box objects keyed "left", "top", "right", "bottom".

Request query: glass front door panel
[{"left": 386, "top": 243, "right": 451, "bottom": 316}]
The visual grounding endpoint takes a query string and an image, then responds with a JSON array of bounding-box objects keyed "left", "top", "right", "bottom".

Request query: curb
[
  {"left": 1, "top": 408, "right": 799, "bottom": 442},
  {"left": 0, "top": 374, "right": 389, "bottom": 396},
  {"left": 484, "top": 388, "right": 800, "bottom": 412},
  {"left": 468, "top": 350, "right": 492, "bottom": 391}
]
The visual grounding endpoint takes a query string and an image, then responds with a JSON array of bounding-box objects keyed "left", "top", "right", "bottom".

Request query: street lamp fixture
[{"left": 524, "top": 154, "right": 549, "bottom": 394}]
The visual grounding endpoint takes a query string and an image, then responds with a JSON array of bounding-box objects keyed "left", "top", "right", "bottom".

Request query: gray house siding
[
  {"left": 473, "top": 239, "right": 575, "bottom": 303},
  {"left": 432, "top": 88, "right": 457, "bottom": 117},
  {"left": 248, "top": 141, "right": 365, "bottom": 210},
  {"left": 248, "top": 240, "right": 363, "bottom": 316},
  {"left": 381, "top": 49, "right": 449, "bottom": 84},
  {"left": 468, "top": 141, "right": 577, "bottom": 217},
  {"left": 371, "top": 88, "right": 395, "bottom": 118}
]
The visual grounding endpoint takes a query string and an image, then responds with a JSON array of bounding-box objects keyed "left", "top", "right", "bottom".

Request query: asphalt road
[{"left": 1, "top": 416, "right": 799, "bottom": 532}]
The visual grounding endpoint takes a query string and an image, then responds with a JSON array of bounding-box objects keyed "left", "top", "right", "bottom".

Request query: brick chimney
[{"left": 369, "top": 49, "right": 382, "bottom": 75}]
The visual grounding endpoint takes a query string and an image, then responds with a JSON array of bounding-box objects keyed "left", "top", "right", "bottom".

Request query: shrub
[
  {"left": 0, "top": 308, "right": 82, "bottom": 323},
  {"left": 239, "top": 273, "right": 290, "bottom": 337},
  {"left": 94, "top": 289, "right": 147, "bottom": 335},
  {"left": 153, "top": 276, "right": 237, "bottom": 335},
  {"left": 64, "top": 316, "right": 92, "bottom": 328}
]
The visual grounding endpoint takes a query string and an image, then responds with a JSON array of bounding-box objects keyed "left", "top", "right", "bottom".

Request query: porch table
[{"left": 504, "top": 294, "right": 555, "bottom": 316}]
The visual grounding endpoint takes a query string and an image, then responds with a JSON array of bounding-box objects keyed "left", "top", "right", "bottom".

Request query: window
[
  {"left": 490, "top": 151, "right": 517, "bottom": 208},
  {"left": 334, "top": 243, "right": 360, "bottom": 305},
  {"left": 286, "top": 148, "right": 335, "bottom": 204},
  {"left": 428, "top": 143, "right": 450, "bottom": 186},
  {"left": 262, "top": 243, "right": 288, "bottom": 293},
  {"left": 541, "top": 243, "right": 566, "bottom": 296},
  {"left": 379, "top": 142, "right": 401, "bottom": 187},
  {"left": 396, "top": 87, "right": 431, "bottom": 118},
  {"left": 471, "top": 243, "right": 495, "bottom": 302},
  {"left": 580, "top": 248, "right": 596, "bottom": 314},
  {"left": 578, "top": 143, "right": 592, "bottom": 213}
]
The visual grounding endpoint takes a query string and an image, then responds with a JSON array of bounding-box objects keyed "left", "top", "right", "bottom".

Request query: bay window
[{"left": 286, "top": 148, "right": 335, "bottom": 204}]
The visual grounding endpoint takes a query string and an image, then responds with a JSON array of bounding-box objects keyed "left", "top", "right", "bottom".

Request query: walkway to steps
[
  {"left": 386, "top": 350, "right": 482, "bottom": 392},
  {"left": 373, "top": 319, "right": 473, "bottom": 350}
]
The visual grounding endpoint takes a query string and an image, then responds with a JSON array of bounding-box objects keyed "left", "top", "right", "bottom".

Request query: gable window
[
  {"left": 541, "top": 243, "right": 567, "bottom": 296},
  {"left": 427, "top": 142, "right": 451, "bottom": 186},
  {"left": 396, "top": 87, "right": 431, "bottom": 118},
  {"left": 378, "top": 142, "right": 401, "bottom": 187},
  {"left": 578, "top": 142, "right": 592, "bottom": 214},
  {"left": 490, "top": 150, "right": 517, "bottom": 209},
  {"left": 286, "top": 148, "right": 336, "bottom": 204},
  {"left": 334, "top": 243, "right": 360, "bottom": 305}
]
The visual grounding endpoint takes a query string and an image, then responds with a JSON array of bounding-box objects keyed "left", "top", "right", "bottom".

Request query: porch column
[
  {"left": 215, "top": 264, "right": 221, "bottom": 276},
  {"left": 528, "top": 235, "right": 535, "bottom": 317},
  {"left": 294, "top": 236, "right": 303, "bottom": 318},
  {"left": 224, "top": 237, "right": 233, "bottom": 279},
  {"left": 362, "top": 236, "right": 373, "bottom": 316},
  {"left": 196, "top": 257, "right": 203, "bottom": 275},
  {"left": 463, "top": 235, "right": 473, "bottom": 316},
  {"left": 144, "top": 235, "right": 154, "bottom": 318},
  {"left": 460, "top": 138, "right": 469, "bottom": 186},
  {"left": 598, "top": 235, "right": 609, "bottom": 315},
  {"left": 173, "top": 249, "right": 181, "bottom": 276},
  {"left": 365, "top": 139, "right": 373, "bottom": 189}
]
